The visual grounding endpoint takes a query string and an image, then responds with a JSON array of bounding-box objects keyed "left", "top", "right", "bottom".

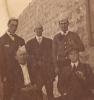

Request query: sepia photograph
[{"left": 0, "top": 0, "right": 94, "bottom": 100}]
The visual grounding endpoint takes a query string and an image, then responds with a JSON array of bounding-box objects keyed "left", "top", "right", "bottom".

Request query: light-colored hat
[
  {"left": 34, "top": 22, "right": 43, "bottom": 29},
  {"left": 59, "top": 13, "right": 69, "bottom": 24},
  {"left": 59, "top": 17, "right": 69, "bottom": 24}
]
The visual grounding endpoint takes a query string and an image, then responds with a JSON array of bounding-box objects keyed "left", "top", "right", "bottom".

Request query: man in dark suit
[
  {"left": 58, "top": 48, "right": 94, "bottom": 100},
  {"left": 26, "top": 23, "right": 55, "bottom": 100},
  {"left": 52, "top": 18, "right": 85, "bottom": 74},
  {"left": 0, "top": 18, "right": 25, "bottom": 100},
  {"left": 12, "top": 46, "right": 38, "bottom": 100}
]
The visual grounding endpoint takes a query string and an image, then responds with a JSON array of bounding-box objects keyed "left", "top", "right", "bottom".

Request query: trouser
[
  {"left": 14, "top": 89, "right": 40, "bottom": 100},
  {"left": 37, "top": 77, "right": 54, "bottom": 100},
  {"left": 3, "top": 83, "right": 13, "bottom": 100}
]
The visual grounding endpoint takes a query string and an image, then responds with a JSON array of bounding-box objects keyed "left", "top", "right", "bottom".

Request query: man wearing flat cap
[
  {"left": 0, "top": 18, "right": 25, "bottom": 100},
  {"left": 52, "top": 17, "right": 85, "bottom": 75},
  {"left": 26, "top": 23, "right": 55, "bottom": 100}
]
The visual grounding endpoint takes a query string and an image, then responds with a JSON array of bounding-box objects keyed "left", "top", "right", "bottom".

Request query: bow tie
[{"left": 10, "top": 33, "right": 16, "bottom": 37}]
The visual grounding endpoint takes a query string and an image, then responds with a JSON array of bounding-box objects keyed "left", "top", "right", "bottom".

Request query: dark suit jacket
[
  {"left": 26, "top": 37, "right": 54, "bottom": 81},
  {"left": 12, "top": 60, "right": 35, "bottom": 91},
  {"left": 0, "top": 33, "right": 25, "bottom": 84},
  {"left": 52, "top": 31, "right": 85, "bottom": 68},
  {"left": 58, "top": 62, "right": 94, "bottom": 100}
]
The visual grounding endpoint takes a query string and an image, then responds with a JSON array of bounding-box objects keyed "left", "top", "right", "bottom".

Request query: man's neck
[
  {"left": 71, "top": 61, "right": 79, "bottom": 68},
  {"left": 36, "top": 35, "right": 43, "bottom": 38},
  {"left": 20, "top": 62, "right": 27, "bottom": 66},
  {"left": 60, "top": 30, "right": 69, "bottom": 36}
]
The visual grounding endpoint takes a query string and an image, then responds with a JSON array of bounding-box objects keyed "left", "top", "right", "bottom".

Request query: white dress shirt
[
  {"left": 60, "top": 30, "right": 69, "bottom": 36},
  {"left": 7, "top": 31, "right": 15, "bottom": 41},
  {"left": 71, "top": 61, "right": 79, "bottom": 68},
  {"left": 20, "top": 64, "right": 31, "bottom": 86},
  {"left": 36, "top": 36, "right": 43, "bottom": 44}
]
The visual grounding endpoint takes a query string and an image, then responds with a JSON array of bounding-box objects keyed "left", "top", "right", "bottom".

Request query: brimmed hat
[{"left": 34, "top": 22, "right": 43, "bottom": 30}]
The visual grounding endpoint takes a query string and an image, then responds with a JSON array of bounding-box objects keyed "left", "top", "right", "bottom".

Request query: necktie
[
  {"left": 38, "top": 37, "right": 42, "bottom": 44},
  {"left": 73, "top": 64, "right": 77, "bottom": 72}
]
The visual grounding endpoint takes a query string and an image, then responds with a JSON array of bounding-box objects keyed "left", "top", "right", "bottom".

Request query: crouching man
[
  {"left": 58, "top": 47, "right": 94, "bottom": 100},
  {"left": 11, "top": 46, "right": 38, "bottom": 100}
]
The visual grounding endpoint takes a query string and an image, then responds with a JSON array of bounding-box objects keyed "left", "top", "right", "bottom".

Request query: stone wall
[{"left": 16, "top": 0, "right": 94, "bottom": 68}]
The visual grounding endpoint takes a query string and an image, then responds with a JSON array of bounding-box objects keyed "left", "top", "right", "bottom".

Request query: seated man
[
  {"left": 11, "top": 46, "right": 38, "bottom": 100},
  {"left": 58, "top": 48, "right": 94, "bottom": 100}
]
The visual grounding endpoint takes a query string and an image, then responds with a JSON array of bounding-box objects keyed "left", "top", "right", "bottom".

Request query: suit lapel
[
  {"left": 16, "top": 63, "right": 24, "bottom": 83},
  {"left": 4, "top": 33, "right": 13, "bottom": 44}
]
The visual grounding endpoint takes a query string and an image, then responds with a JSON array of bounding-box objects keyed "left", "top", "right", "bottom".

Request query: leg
[{"left": 45, "top": 79, "right": 54, "bottom": 100}]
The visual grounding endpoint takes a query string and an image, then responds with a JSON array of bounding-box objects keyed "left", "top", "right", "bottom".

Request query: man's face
[
  {"left": 8, "top": 20, "right": 18, "bottom": 34},
  {"left": 59, "top": 22, "right": 69, "bottom": 33},
  {"left": 35, "top": 27, "right": 43, "bottom": 37},
  {"left": 69, "top": 50, "right": 79, "bottom": 63},
  {"left": 16, "top": 50, "right": 28, "bottom": 65}
]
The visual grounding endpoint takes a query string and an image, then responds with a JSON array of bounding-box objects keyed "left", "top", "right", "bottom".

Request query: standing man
[
  {"left": 26, "top": 23, "right": 55, "bottom": 100},
  {"left": 0, "top": 18, "right": 25, "bottom": 100},
  {"left": 52, "top": 18, "right": 85, "bottom": 74}
]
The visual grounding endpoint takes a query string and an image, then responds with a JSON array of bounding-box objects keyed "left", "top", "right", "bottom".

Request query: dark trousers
[
  {"left": 14, "top": 89, "right": 39, "bottom": 100},
  {"left": 3, "top": 82, "right": 13, "bottom": 100},
  {"left": 37, "top": 77, "right": 54, "bottom": 100}
]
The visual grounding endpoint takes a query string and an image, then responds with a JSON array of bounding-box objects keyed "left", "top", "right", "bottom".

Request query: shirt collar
[
  {"left": 7, "top": 31, "right": 16, "bottom": 37},
  {"left": 20, "top": 63, "right": 27, "bottom": 68},
  {"left": 36, "top": 35, "right": 43, "bottom": 39},
  {"left": 7, "top": 31, "right": 15, "bottom": 40},
  {"left": 7, "top": 31, "right": 11, "bottom": 36},
  {"left": 60, "top": 30, "right": 69, "bottom": 36},
  {"left": 71, "top": 61, "right": 79, "bottom": 68},
  {"left": 36, "top": 35, "right": 43, "bottom": 43}
]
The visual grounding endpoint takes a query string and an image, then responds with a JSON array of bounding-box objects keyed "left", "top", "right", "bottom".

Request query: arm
[
  {"left": 52, "top": 36, "right": 59, "bottom": 74},
  {"left": 58, "top": 66, "right": 72, "bottom": 95},
  {"left": 85, "top": 64, "right": 94, "bottom": 89},
  {"left": 73, "top": 33, "right": 85, "bottom": 52}
]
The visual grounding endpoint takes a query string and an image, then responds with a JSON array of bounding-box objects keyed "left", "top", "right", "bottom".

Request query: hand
[
  {"left": 21, "top": 84, "right": 37, "bottom": 92},
  {"left": 3, "top": 77, "right": 7, "bottom": 82},
  {"left": 21, "top": 87, "right": 30, "bottom": 92},
  {"left": 76, "top": 71, "right": 86, "bottom": 80},
  {"left": 30, "top": 84, "right": 37, "bottom": 90}
]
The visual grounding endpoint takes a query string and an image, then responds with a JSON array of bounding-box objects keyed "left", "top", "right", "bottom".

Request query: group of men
[{"left": 0, "top": 17, "right": 94, "bottom": 100}]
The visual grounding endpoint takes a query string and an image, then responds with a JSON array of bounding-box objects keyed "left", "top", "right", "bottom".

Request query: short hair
[
  {"left": 59, "top": 18, "right": 69, "bottom": 25},
  {"left": 8, "top": 18, "right": 18, "bottom": 26},
  {"left": 34, "top": 23, "right": 43, "bottom": 32},
  {"left": 68, "top": 48, "right": 79, "bottom": 56}
]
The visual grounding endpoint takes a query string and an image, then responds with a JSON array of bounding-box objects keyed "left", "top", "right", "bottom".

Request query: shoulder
[
  {"left": 53, "top": 33, "right": 62, "bottom": 42},
  {"left": 54, "top": 33, "right": 61, "bottom": 39},
  {"left": 15, "top": 35, "right": 24, "bottom": 41},
  {"left": 68, "top": 31, "right": 80, "bottom": 38},
  {"left": 0, "top": 33, "right": 7, "bottom": 40},
  {"left": 80, "top": 63, "right": 92, "bottom": 70},
  {"left": 0, "top": 33, "right": 7, "bottom": 44},
  {"left": 26, "top": 38, "right": 35, "bottom": 46},
  {"left": 43, "top": 37, "right": 52, "bottom": 42},
  {"left": 80, "top": 63, "right": 90, "bottom": 67},
  {"left": 16, "top": 35, "right": 25, "bottom": 46}
]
